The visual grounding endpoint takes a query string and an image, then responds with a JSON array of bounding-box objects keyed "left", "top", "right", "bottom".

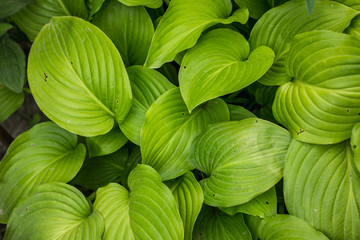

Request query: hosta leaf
[
  {"left": 284, "top": 138, "right": 360, "bottom": 240},
  {"left": 233, "top": 0, "right": 272, "bottom": 19},
  {"left": 179, "top": 28, "right": 274, "bottom": 112},
  {"left": 0, "top": 23, "right": 13, "bottom": 37},
  {"left": 220, "top": 187, "right": 277, "bottom": 218},
  {"left": 257, "top": 214, "right": 328, "bottom": 240},
  {"left": 334, "top": 0, "right": 360, "bottom": 10},
  {"left": 119, "top": 146, "right": 142, "bottom": 189},
  {"left": 73, "top": 148, "right": 129, "bottom": 190},
  {"left": 93, "top": 0, "right": 154, "bottom": 66},
  {"left": 345, "top": 15, "right": 360, "bottom": 40},
  {"left": 305, "top": 0, "right": 315, "bottom": 13},
  {"left": 166, "top": 171, "right": 204, "bottom": 240},
  {"left": 120, "top": 66, "right": 175, "bottom": 145},
  {"left": 28, "top": 17, "right": 132, "bottom": 137},
  {"left": 0, "top": 122, "right": 86, "bottom": 223},
  {"left": 254, "top": 84, "right": 278, "bottom": 107},
  {"left": 10, "top": 0, "right": 88, "bottom": 42},
  {"left": 190, "top": 118, "right": 291, "bottom": 207},
  {"left": 117, "top": 0, "right": 162, "bottom": 8},
  {"left": 86, "top": 0, "right": 105, "bottom": 18},
  {"left": 244, "top": 215, "right": 261, "bottom": 240},
  {"left": 273, "top": 30, "right": 360, "bottom": 144},
  {"left": 93, "top": 165, "right": 184, "bottom": 240},
  {"left": 144, "top": 0, "right": 249, "bottom": 68},
  {"left": 193, "top": 205, "right": 251, "bottom": 240},
  {"left": 5, "top": 182, "right": 104, "bottom": 239},
  {"left": 228, "top": 104, "right": 256, "bottom": 121},
  {"left": 249, "top": 0, "right": 359, "bottom": 86},
  {"left": 0, "top": 0, "right": 32, "bottom": 19},
  {"left": 0, "top": 36, "right": 26, "bottom": 93},
  {"left": 86, "top": 126, "right": 128, "bottom": 158},
  {"left": 0, "top": 84, "right": 24, "bottom": 122},
  {"left": 351, "top": 122, "right": 360, "bottom": 170},
  {"left": 141, "top": 88, "right": 230, "bottom": 180}
]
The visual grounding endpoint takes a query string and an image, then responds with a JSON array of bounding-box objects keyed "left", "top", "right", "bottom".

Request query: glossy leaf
[
  {"left": 0, "top": 122, "right": 86, "bottom": 223},
  {"left": 86, "top": 126, "right": 127, "bottom": 158},
  {"left": 144, "top": 0, "right": 249, "bottom": 68},
  {"left": 0, "top": 84, "right": 24, "bottom": 122},
  {"left": 93, "top": 0, "right": 154, "bottom": 66},
  {"left": 284, "top": 138, "right": 360, "bottom": 240},
  {"left": 193, "top": 205, "right": 251, "bottom": 240},
  {"left": 273, "top": 30, "right": 360, "bottom": 144},
  {"left": 10, "top": 0, "right": 88, "bottom": 42},
  {"left": 249, "top": 0, "right": 358, "bottom": 85},
  {"left": 179, "top": 28, "right": 274, "bottom": 112},
  {"left": 28, "top": 17, "right": 132, "bottom": 137},
  {"left": 0, "top": 23, "right": 13, "bottom": 37},
  {"left": 166, "top": 171, "right": 203, "bottom": 240},
  {"left": 190, "top": 118, "right": 291, "bottom": 207},
  {"left": 141, "top": 88, "right": 230, "bottom": 180},
  {"left": 117, "top": 0, "right": 162, "bottom": 8},
  {"left": 120, "top": 66, "right": 175, "bottom": 145},
  {"left": 0, "top": 36, "right": 26, "bottom": 93},
  {"left": 0, "top": 0, "right": 32, "bottom": 19},
  {"left": 228, "top": 104, "right": 257, "bottom": 121},
  {"left": 93, "top": 165, "right": 184, "bottom": 240},
  {"left": 5, "top": 182, "right": 104, "bottom": 239},
  {"left": 257, "top": 214, "right": 328, "bottom": 240}
]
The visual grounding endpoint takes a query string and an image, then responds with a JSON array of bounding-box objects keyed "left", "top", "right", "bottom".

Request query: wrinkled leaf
[
  {"left": 228, "top": 104, "right": 257, "bottom": 121},
  {"left": 117, "top": 0, "right": 162, "bottom": 8},
  {"left": 28, "top": 17, "right": 132, "bottom": 136},
  {"left": 0, "top": 84, "right": 24, "bottom": 123}
]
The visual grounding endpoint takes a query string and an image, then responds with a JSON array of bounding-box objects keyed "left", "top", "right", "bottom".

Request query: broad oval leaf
[
  {"left": 86, "top": 126, "right": 128, "bottom": 158},
  {"left": 228, "top": 104, "right": 257, "bottom": 121},
  {"left": 10, "top": 0, "right": 88, "bottom": 42},
  {"left": 284, "top": 138, "right": 360, "bottom": 240},
  {"left": 117, "top": 0, "right": 162, "bottom": 8},
  {"left": 166, "top": 171, "right": 204, "bottom": 240},
  {"left": 0, "top": 36, "right": 26, "bottom": 93},
  {"left": 0, "top": 84, "right": 24, "bottom": 122},
  {"left": 144, "top": 0, "right": 249, "bottom": 68},
  {"left": 190, "top": 118, "right": 291, "bottom": 207},
  {"left": 0, "top": 122, "right": 86, "bottom": 223},
  {"left": 249, "top": 0, "right": 359, "bottom": 86},
  {"left": 93, "top": 164, "right": 184, "bottom": 240},
  {"left": 28, "top": 17, "right": 132, "bottom": 137},
  {"left": 120, "top": 66, "right": 175, "bottom": 145},
  {"left": 141, "top": 88, "right": 230, "bottom": 180},
  {"left": 5, "top": 182, "right": 104, "bottom": 239},
  {"left": 257, "top": 214, "right": 328, "bottom": 240},
  {"left": 273, "top": 30, "right": 360, "bottom": 144},
  {"left": 193, "top": 205, "right": 252, "bottom": 240},
  {"left": 179, "top": 28, "right": 274, "bottom": 112},
  {"left": 93, "top": 0, "right": 154, "bottom": 66}
]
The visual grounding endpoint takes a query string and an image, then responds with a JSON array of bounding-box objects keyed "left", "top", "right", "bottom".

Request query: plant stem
[{"left": 0, "top": 125, "right": 13, "bottom": 148}]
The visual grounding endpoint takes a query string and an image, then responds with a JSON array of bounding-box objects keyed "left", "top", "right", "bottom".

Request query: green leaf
[
  {"left": 93, "top": 0, "right": 154, "bottom": 66},
  {"left": 179, "top": 28, "right": 274, "bottom": 112},
  {"left": 86, "top": 126, "right": 127, "bottom": 158},
  {"left": 244, "top": 215, "right": 261, "bottom": 240},
  {"left": 305, "top": 0, "right": 315, "bottom": 13},
  {"left": 5, "top": 182, "right": 104, "bottom": 239},
  {"left": 257, "top": 214, "right": 328, "bottom": 240},
  {"left": 193, "top": 205, "right": 252, "bottom": 240},
  {"left": 190, "top": 118, "right": 291, "bottom": 207},
  {"left": 144, "top": 0, "right": 249, "bottom": 68},
  {"left": 117, "top": 0, "right": 162, "bottom": 8},
  {"left": 119, "top": 66, "right": 175, "bottom": 145},
  {"left": 158, "top": 62, "right": 179, "bottom": 86},
  {"left": 249, "top": 0, "right": 359, "bottom": 86},
  {"left": 273, "top": 30, "right": 360, "bottom": 144},
  {"left": 10, "top": 0, "right": 88, "bottom": 42},
  {"left": 254, "top": 83, "right": 278, "bottom": 107},
  {"left": 141, "top": 88, "right": 230, "bottom": 180},
  {"left": 0, "top": 122, "right": 86, "bottom": 223},
  {"left": 351, "top": 122, "right": 360, "bottom": 170},
  {"left": 166, "top": 171, "right": 204, "bottom": 240},
  {"left": 28, "top": 17, "right": 132, "bottom": 137},
  {"left": 0, "top": 0, "right": 32, "bottom": 19},
  {"left": 233, "top": 0, "right": 270, "bottom": 19},
  {"left": 284, "top": 138, "right": 360, "bottom": 240},
  {"left": 0, "top": 36, "right": 26, "bottom": 93},
  {"left": 334, "top": 0, "right": 360, "bottom": 10},
  {"left": 93, "top": 165, "right": 184, "bottom": 240},
  {"left": 0, "top": 23, "right": 13, "bottom": 37},
  {"left": 0, "top": 84, "right": 24, "bottom": 122},
  {"left": 228, "top": 104, "right": 257, "bottom": 121},
  {"left": 220, "top": 187, "right": 277, "bottom": 218},
  {"left": 86, "top": 0, "right": 105, "bottom": 18}
]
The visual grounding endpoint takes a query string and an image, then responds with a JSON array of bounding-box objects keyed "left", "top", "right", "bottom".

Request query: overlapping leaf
[
  {"left": 28, "top": 17, "right": 132, "bottom": 136},
  {"left": 249, "top": 0, "right": 359, "bottom": 85},
  {"left": 284, "top": 138, "right": 360, "bottom": 239},
  {"left": 0, "top": 84, "right": 24, "bottom": 122},
  {"left": 10, "top": 0, "right": 88, "bottom": 42},
  {"left": 144, "top": 0, "right": 249, "bottom": 68},
  {"left": 93, "top": 0, "right": 154, "bottom": 66},
  {"left": 0, "top": 23, "right": 13, "bottom": 37},
  {"left": 0, "top": 122, "right": 86, "bottom": 223},
  {"left": 93, "top": 165, "right": 184, "bottom": 240},
  {"left": 141, "top": 88, "right": 230, "bottom": 180},
  {"left": 120, "top": 66, "right": 175, "bottom": 145},
  {"left": 5, "top": 183, "right": 104, "bottom": 239},
  {"left": 273, "top": 30, "right": 360, "bottom": 144},
  {"left": 179, "top": 28, "right": 274, "bottom": 112},
  {"left": 190, "top": 118, "right": 291, "bottom": 207},
  {"left": 228, "top": 104, "right": 257, "bottom": 121},
  {"left": 0, "top": 0, "right": 32, "bottom": 19},
  {"left": 86, "top": 0, "right": 105, "bottom": 18},
  {"left": 117, "top": 0, "right": 162, "bottom": 8}
]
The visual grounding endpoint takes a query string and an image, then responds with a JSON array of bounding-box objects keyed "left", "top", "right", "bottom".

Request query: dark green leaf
[
  {"left": 0, "top": 0, "right": 32, "bottom": 19},
  {"left": 0, "top": 84, "right": 24, "bottom": 122},
  {"left": 0, "top": 23, "right": 13, "bottom": 37}
]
